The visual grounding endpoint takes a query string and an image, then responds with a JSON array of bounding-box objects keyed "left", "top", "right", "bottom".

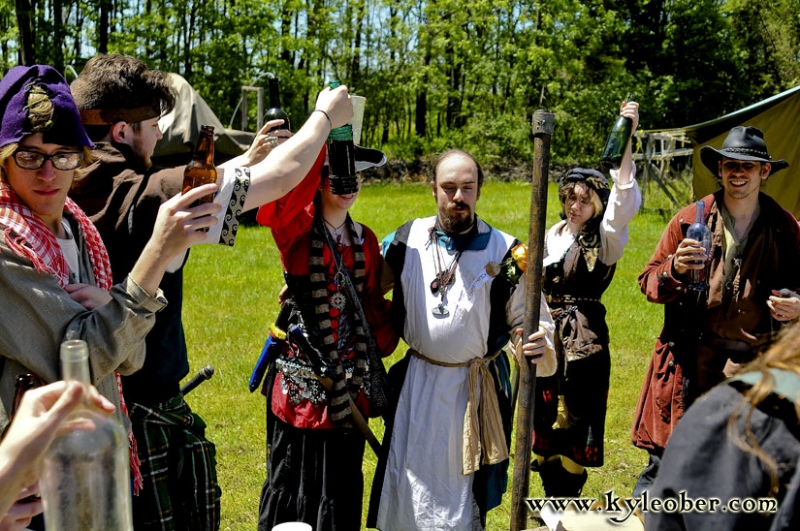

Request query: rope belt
[{"left": 409, "top": 348, "right": 508, "bottom": 475}]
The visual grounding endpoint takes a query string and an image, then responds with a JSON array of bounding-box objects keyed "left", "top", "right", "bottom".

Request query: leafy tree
[{"left": 3, "top": 0, "right": 800, "bottom": 167}]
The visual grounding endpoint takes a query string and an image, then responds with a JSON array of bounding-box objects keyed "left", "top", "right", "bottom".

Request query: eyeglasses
[{"left": 12, "top": 150, "right": 83, "bottom": 171}]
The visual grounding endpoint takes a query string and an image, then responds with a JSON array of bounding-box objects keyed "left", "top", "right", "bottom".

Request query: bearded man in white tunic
[{"left": 367, "top": 149, "right": 556, "bottom": 530}]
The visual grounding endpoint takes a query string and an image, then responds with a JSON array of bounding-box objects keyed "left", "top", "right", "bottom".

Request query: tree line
[{"left": 3, "top": 0, "right": 800, "bottom": 166}]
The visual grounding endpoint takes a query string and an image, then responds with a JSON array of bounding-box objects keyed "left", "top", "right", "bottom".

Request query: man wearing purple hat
[
  {"left": 631, "top": 125, "right": 800, "bottom": 495},
  {"left": 67, "top": 54, "right": 373, "bottom": 531},
  {"left": 0, "top": 64, "right": 221, "bottom": 529}
]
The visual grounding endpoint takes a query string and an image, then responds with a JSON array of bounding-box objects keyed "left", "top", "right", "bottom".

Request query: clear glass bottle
[
  {"left": 40, "top": 340, "right": 133, "bottom": 531},
  {"left": 326, "top": 80, "right": 358, "bottom": 195},
  {"left": 686, "top": 200, "right": 712, "bottom": 291}
]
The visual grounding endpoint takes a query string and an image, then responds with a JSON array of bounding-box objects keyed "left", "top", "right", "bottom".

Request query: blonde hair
[
  {"left": 26, "top": 85, "right": 55, "bottom": 133},
  {"left": 559, "top": 181, "right": 604, "bottom": 220}
]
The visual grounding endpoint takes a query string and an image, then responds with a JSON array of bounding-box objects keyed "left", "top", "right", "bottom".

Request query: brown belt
[{"left": 697, "top": 331, "right": 757, "bottom": 364}]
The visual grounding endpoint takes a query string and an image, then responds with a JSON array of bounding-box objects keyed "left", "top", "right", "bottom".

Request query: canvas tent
[
  {"left": 153, "top": 73, "right": 255, "bottom": 163},
  {"left": 685, "top": 84, "right": 800, "bottom": 218}
]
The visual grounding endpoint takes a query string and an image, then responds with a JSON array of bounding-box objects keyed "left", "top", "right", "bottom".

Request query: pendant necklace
[
  {"left": 430, "top": 228, "right": 462, "bottom": 318},
  {"left": 323, "top": 217, "right": 347, "bottom": 249},
  {"left": 322, "top": 217, "right": 349, "bottom": 310}
]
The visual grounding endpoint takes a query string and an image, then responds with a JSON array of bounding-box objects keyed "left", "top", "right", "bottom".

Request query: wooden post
[{"left": 510, "top": 109, "right": 554, "bottom": 531}]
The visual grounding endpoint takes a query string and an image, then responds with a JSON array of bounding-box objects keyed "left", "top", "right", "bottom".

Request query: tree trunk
[
  {"left": 280, "top": 0, "right": 293, "bottom": 65},
  {"left": 52, "top": 0, "right": 64, "bottom": 71},
  {"left": 98, "top": 0, "right": 110, "bottom": 53},
  {"left": 350, "top": 0, "right": 365, "bottom": 88},
  {"left": 415, "top": 48, "right": 430, "bottom": 139},
  {"left": 73, "top": 1, "right": 84, "bottom": 60},
  {"left": 15, "top": 0, "right": 35, "bottom": 64}
]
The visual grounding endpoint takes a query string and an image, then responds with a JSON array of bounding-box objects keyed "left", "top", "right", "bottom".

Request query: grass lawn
[{"left": 181, "top": 179, "right": 673, "bottom": 530}]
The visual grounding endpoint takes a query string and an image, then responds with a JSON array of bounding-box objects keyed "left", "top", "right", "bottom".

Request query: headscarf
[{"left": 0, "top": 65, "right": 93, "bottom": 148}]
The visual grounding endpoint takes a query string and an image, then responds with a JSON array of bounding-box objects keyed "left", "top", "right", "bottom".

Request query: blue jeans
[{"left": 633, "top": 449, "right": 662, "bottom": 498}]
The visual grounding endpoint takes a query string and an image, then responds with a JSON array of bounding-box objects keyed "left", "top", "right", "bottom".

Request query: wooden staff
[{"left": 510, "top": 109, "right": 554, "bottom": 531}]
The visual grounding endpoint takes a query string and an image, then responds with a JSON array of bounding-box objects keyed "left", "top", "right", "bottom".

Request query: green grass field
[{"left": 180, "top": 180, "right": 673, "bottom": 530}]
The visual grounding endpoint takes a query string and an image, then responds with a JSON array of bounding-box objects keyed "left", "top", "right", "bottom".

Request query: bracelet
[{"left": 313, "top": 109, "right": 332, "bottom": 129}]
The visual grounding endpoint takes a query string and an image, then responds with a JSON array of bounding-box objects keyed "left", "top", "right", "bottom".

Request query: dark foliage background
[{"left": 3, "top": 0, "right": 799, "bottom": 167}]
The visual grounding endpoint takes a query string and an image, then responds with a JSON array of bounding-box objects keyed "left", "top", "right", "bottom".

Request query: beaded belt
[{"left": 546, "top": 294, "right": 601, "bottom": 305}]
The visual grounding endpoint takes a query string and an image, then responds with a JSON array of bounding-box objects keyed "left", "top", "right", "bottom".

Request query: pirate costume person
[
  {"left": 0, "top": 65, "right": 218, "bottom": 529},
  {"left": 251, "top": 145, "right": 398, "bottom": 531},
  {"left": 532, "top": 100, "right": 641, "bottom": 497},
  {"left": 632, "top": 125, "right": 800, "bottom": 497}
]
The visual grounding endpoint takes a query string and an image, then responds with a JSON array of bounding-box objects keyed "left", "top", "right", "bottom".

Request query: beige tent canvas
[
  {"left": 686, "top": 85, "right": 800, "bottom": 217},
  {"left": 154, "top": 73, "right": 255, "bottom": 162}
]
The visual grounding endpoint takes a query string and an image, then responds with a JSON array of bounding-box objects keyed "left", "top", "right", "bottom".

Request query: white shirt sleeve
[
  {"left": 507, "top": 274, "right": 557, "bottom": 377},
  {"left": 598, "top": 162, "right": 641, "bottom": 266}
]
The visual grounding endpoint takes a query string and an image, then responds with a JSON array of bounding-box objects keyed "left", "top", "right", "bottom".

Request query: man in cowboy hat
[
  {"left": 66, "top": 53, "right": 365, "bottom": 531},
  {"left": 631, "top": 125, "right": 800, "bottom": 496}
]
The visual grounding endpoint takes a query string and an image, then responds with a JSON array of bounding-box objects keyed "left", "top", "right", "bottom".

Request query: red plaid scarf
[{"left": 0, "top": 180, "right": 143, "bottom": 494}]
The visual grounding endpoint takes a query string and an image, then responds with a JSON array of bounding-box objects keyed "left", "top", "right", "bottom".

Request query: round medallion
[{"left": 330, "top": 291, "right": 346, "bottom": 310}]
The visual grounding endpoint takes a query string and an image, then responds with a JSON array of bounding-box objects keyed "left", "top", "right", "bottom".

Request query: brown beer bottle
[
  {"left": 7, "top": 373, "right": 44, "bottom": 504},
  {"left": 182, "top": 125, "right": 217, "bottom": 206},
  {"left": 0, "top": 373, "right": 38, "bottom": 444},
  {"left": 12, "top": 373, "right": 39, "bottom": 416}
]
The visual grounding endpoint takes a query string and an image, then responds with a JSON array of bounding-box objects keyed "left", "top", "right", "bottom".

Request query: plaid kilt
[{"left": 130, "top": 395, "right": 221, "bottom": 531}]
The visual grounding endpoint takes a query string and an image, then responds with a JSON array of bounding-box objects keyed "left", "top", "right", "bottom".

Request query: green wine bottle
[{"left": 600, "top": 93, "right": 633, "bottom": 169}]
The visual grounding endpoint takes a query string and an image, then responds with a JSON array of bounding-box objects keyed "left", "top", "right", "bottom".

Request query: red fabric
[
  {"left": 257, "top": 153, "right": 398, "bottom": 430},
  {"left": 0, "top": 183, "right": 112, "bottom": 288},
  {"left": 255, "top": 146, "right": 327, "bottom": 228},
  {"left": 0, "top": 181, "right": 142, "bottom": 492}
]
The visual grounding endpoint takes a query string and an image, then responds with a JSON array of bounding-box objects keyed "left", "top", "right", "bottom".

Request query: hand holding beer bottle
[{"left": 182, "top": 125, "right": 217, "bottom": 206}]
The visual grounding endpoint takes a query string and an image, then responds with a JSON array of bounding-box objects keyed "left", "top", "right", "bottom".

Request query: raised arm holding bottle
[
  {"left": 67, "top": 53, "right": 353, "bottom": 531},
  {"left": 531, "top": 100, "right": 641, "bottom": 498}
]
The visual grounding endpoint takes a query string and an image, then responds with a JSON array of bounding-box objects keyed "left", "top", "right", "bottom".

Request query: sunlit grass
[{"left": 181, "top": 180, "right": 668, "bottom": 530}]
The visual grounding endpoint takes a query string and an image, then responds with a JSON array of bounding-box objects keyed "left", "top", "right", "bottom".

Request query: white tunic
[{"left": 376, "top": 217, "right": 555, "bottom": 530}]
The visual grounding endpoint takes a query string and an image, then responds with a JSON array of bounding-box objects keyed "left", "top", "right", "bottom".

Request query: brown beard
[
  {"left": 440, "top": 203, "right": 474, "bottom": 233},
  {"left": 111, "top": 141, "right": 151, "bottom": 172}
]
